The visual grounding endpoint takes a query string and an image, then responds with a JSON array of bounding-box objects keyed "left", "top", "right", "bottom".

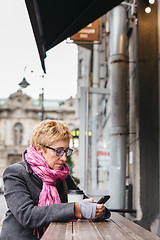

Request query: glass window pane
[{"left": 87, "top": 91, "right": 110, "bottom": 194}]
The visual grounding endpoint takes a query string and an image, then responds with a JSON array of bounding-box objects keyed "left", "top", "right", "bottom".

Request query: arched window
[{"left": 14, "top": 123, "right": 23, "bottom": 145}]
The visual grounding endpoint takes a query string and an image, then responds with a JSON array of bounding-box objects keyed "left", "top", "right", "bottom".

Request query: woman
[{"left": 0, "top": 120, "right": 110, "bottom": 240}]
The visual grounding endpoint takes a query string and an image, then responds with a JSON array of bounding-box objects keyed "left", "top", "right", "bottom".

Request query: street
[{"left": 0, "top": 194, "right": 7, "bottom": 231}]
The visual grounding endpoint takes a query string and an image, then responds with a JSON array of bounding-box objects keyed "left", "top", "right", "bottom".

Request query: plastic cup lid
[{"left": 68, "top": 189, "right": 84, "bottom": 195}]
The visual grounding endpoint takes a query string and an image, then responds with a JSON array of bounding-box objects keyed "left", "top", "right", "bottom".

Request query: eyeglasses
[{"left": 43, "top": 145, "right": 73, "bottom": 157}]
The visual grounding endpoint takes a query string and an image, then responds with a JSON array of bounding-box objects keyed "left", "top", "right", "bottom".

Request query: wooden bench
[{"left": 41, "top": 212, "right": 160, "bottom": 240}]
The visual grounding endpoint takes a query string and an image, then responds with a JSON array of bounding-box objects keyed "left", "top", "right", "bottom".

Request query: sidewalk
[
  {"left": 0, "top": 194, "right": 7, "bottom": 233},
  {"left": 0, "top": 214, "right": 5, "bottom": 233}
]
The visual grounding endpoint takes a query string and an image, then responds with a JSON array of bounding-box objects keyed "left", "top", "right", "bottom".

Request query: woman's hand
[
  {"left": 84, "top": 198, "right": 96, "bottom": 203},
  {"left": 84, "top": 198, "right": 105, "bottom": 219},
  {"left": 75, "top": 199, "right": 105, "bottom": 220},
  {"left": 95, "top": 203, "right": 105, "bottom": 219}
]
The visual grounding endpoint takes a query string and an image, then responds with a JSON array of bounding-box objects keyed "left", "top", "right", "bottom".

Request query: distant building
[{"left": 0, "top": 89, "right": 78, "bottom": 176}]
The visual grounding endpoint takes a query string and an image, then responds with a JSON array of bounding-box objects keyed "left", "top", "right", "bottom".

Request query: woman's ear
[{"left": 35, "top": 144, "right": 43, "bottom": 155}]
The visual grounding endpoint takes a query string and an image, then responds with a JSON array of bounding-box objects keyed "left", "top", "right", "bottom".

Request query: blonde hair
[{"left": 31, "top": 119, "right": 72, "bottom": 148}]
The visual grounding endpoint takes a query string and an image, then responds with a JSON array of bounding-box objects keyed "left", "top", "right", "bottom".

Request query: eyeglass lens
[{"left": 56, "top": 149, "right": 73, "bottom": 156}]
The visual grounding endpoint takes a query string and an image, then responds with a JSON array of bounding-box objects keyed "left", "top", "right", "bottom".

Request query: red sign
[{"left": 96, "top": 151, "right": 110, "bottom": 156}]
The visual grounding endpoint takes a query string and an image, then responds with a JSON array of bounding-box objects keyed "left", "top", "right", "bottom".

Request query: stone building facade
[{"left": 0, "top": 89, "right": 77, "bottom": 177}]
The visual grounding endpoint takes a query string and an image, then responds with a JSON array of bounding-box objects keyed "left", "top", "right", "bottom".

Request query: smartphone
[{"left": 97, "top": 195, "right": 110, "bottom": 204}]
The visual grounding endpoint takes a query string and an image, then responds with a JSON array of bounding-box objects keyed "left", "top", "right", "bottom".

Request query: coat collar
[{"left": 23, "top": 149, "right": 33, "bottom": 174}]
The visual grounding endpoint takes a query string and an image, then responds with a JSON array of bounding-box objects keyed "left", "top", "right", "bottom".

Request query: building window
[
  {"left": 79, "top": 59, "right": 84, "bottom": 78},
  {"left": 14, "top": 123, "right": 23, "bottom": 145}
]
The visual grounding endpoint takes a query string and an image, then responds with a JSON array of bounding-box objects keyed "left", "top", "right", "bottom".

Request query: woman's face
[{"left": 37, "top": 139, "right": 70, "bottom": 170}]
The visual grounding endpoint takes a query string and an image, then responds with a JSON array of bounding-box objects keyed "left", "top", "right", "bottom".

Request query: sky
[{"left": 0, "top": 1, "right": 78, "bottom": 100}]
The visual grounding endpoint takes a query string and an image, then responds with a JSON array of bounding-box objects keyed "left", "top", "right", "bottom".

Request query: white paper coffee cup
[{"left": 68, "top": 190, "right": 84, "bottom": 202}]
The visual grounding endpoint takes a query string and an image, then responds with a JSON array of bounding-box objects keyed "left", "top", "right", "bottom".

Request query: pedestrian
[{"left": 0, "top": 119, "right": 110, "bottom": 240}]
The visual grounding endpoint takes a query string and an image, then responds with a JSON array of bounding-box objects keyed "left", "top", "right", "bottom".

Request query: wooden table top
[{"left": 41, "top": 212, "right": 160, "bottom": 240}]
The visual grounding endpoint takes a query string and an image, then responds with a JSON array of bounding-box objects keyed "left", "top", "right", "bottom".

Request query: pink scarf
[{"left": 25, "top": 144, "right": 70, "bottom": 237}]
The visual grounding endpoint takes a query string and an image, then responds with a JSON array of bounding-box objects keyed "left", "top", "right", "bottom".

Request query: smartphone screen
[{"left": 97, "top": 195, "right": 110, "bottom": 204}]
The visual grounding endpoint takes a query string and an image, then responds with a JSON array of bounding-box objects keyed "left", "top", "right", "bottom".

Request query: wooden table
[{"left": 41, "top": 212, "right": 160, "bottom": 240}]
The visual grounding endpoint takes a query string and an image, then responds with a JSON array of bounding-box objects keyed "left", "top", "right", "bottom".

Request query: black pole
[{"left": 41, "top": 87, "right": 44, "bottom": 121}]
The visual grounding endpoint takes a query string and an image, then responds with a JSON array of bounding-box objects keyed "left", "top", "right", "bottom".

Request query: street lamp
[
  {"left": 18, "top": 77, "right": 30, "bottom": 88},
  {"left": 19, "top": 66, "right": 31, "bottom": 89}
]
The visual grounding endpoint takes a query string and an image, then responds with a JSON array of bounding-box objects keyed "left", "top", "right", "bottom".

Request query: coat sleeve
[{"left": 3, "top": 164, "right": 76, "bottom": 229}]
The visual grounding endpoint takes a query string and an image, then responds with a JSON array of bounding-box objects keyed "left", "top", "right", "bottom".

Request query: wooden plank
[
  {"left": 94, "top": 220, "right": 133, "bottom": 240},
  {"left": 41, "top": 214, "right": 160, "bottom": 240},
  {"left": 72, "top": 220, "right": 103, "bottom": 240},
  {"left": 111, "top": 212, "right": 160, "bottom": 240},
  {"left": 41, "top": 222, "right": 72, "bottom": 240}
]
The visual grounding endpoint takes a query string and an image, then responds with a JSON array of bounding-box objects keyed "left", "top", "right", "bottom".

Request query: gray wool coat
[{"left": 0, "top": 151, "right": 80, "bottom": 240}]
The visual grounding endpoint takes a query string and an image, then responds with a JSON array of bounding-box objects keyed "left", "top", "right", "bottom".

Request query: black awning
[{"left": 25, "top": 0, "right": 123, "bottom": 72}]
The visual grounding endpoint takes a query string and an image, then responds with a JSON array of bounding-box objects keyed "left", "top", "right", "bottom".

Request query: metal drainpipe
[
  {"left": 91, "top": 43, "right": 99, "bottom": 190},
  {"left": 108, "top": 5, "right": 128, "bottom": 209}
]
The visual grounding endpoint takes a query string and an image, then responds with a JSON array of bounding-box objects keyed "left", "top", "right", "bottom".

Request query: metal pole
[
  {"left": 79, "top": 87, "right": 87, "bottom": 191},
  {"left": 108, "top": 5, "right": 128, "bottom": 209},
  {"left": 91, "top": 43, "right": 99, "bottom": 190},
  {"left": 40, "top": 75, "right": 44, "bottom": 121},
  {"left": 41, "top": 87, "right": 44, "bottom": 121}
]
